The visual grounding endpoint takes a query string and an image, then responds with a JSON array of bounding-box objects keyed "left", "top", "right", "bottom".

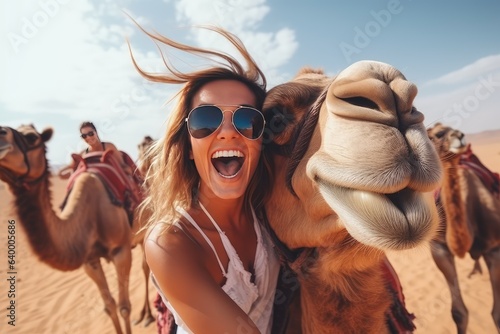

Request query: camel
[
  {"left": 0, "top": 124, "right": 151, "bottom": 334},
  {"left": 133, "top": 135, "right": 157, "bottom": 327},
  {"left": 427, "top": 122, "right": 500, "bottom": 334},
  {"left": 137, "top": 135, "right": 155, "bottom": 176},
  {"left": 261, "top": 61, "right": 443, "bottom": 333}
]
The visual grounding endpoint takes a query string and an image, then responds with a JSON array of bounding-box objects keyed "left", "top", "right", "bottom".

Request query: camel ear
[
  {"left": 263, "top": 82, "right": 323, "bottom": 146},
  {"left": 41, "top": 128, "right": 53, "bottom": 143}
]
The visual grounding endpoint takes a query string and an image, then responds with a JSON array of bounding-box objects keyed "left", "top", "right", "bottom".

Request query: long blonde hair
[{"left": 131, "top": 26, "right": 272, "bottom": 231}]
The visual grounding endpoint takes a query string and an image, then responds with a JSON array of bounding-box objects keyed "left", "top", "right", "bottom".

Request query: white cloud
[
  {"left": 1, "top": 0, "right": 171, "bottom": 164},
  {"left": 0, "top": 0, "right": 298, "bottom": 164},
  {"left": 173, "top": 0, "right": 298, "bottom": 85},
  {"left": 423, "top": 54, "right": 500, "bottom": 86},
  {"left": 416, "top": 60, "right": 500, "bottom": 134},
  {"left": 175, "top": 0, "right": 270, "bottom": 32}
]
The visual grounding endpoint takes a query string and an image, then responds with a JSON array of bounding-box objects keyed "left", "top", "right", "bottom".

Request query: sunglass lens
[
  {"left": 81, "top": 131, "right": 94, "bottom": 139},
  {"left": 188, "top": 106, "right": 223, "bottom": 139},
  {"left": 234, "top": 108, "right": 265, "bottom": 139}
]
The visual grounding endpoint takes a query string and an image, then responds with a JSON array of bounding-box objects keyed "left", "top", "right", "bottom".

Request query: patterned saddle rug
[
  {"left": 459, "top": 144, "right": 499, "bottom": 197},
  {"left": 60, "top": 150, "right": 144, "bottom": 224}
]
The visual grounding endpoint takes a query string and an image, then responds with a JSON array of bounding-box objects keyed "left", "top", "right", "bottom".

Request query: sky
[{"left": 1, "top": 0, "right": 499, "bottom": 165}]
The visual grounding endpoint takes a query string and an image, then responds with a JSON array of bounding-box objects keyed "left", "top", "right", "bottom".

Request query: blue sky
[{"left": 2, "top": 0, "right": 499, "bottom": 165}]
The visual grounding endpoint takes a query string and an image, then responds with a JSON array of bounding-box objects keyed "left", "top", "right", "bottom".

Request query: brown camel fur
[
  {"left": 137, "top": 135, "right": 180, "bottom": 333},
  {"left": 133, "top": 135, "right": 157, "bottom": 327},
  {"left": 427, "top": 123, "right": 500, "bottom": 334},
  {"left": 262, "top": 61, "right": 443, "bottom": 333},
  {"left": 0, "top": 124, "right": 145, "bottom": 334}
]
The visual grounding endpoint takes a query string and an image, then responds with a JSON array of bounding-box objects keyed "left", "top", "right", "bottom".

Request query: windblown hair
[{"left": 131, "top": 26, "right": 272, "bottom": 232}]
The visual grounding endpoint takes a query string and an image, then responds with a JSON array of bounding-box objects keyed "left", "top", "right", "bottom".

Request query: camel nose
[
  {"left": 330, "top": 61, "right": 424, "bottom": 132},
  {"left": 331, "top": 77, "right": 423, "bottom": 131},
  {"left": 0, "top": 127, "right": 7, "bottom": 136}
]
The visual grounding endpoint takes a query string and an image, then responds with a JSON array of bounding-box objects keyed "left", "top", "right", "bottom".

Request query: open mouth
[{"left": 211, "top": 150, "right": 245, "bottom": 179}]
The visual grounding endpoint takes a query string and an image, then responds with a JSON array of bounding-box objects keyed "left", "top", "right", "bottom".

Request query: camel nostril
[
  {"left": 0, "top": 128, "right": 7, "bottom": 135},
  {"left": 341, "top": 96, "right": 380, "bottom": 111}
]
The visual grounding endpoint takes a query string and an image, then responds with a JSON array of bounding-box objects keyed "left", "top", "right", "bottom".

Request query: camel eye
[
  {"left": 24, "top": 133, "right": 39, "bottom": 145},
  {"left": 435, "top": 130, "right": 446, "bottom": 138}
]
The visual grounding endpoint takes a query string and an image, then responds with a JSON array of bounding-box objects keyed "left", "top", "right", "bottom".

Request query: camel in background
[
  {"left": 0, "top": 124, "right": 150, "bottom": 334},
  {"left": 133, "top": 135, "right": 157, "bottom": 327},
  {"left": 137, "top": 135, "right": 155, "bottom": 176},
  {"left": 262, "top": 61, "right": 443, "bottom": 333},
  {"left": 427, "top": 123, "right": 500, "bottom": 334}
]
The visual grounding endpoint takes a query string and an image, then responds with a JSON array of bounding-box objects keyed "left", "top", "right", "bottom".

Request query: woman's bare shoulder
[
  {"left": 103, "top": 141, "right": 118, "bottom": 150},
  {"left": 145, "top": 221, "right": 201, "bottom": 266}
]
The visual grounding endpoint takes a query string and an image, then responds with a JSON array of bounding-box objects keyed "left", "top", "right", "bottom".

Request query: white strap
[
  {"left": 178, "top": 207, "right": 226, "bottom": 276},
  {"left": 199, "top": 202, "right": 225, "bottom": 233}
]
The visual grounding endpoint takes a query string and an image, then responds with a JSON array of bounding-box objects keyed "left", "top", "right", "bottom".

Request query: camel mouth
[
  {"left": 0, "top": 144, "right": 13, "bottom": 160},
  {"left": 449, "top": 136, "right": 467, "bottom": 154},
  {"left": 316, "top": 178, "right": 437, "bottom": 251}
]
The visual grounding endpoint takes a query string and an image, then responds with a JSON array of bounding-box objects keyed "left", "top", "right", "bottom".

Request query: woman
[
  {"left": 58, "top": 121, "right": 132, "bottom": 178},
  {"left": 134, "top": 27, "right": 280, "bottom": 334}
]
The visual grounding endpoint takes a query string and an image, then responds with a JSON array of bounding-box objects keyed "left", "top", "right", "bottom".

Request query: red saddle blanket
[
  {"left": 60, "top": 150, "right": 144, "bottom": 224},
  {"left": 459, "top": 144, "right": 499, "bottom": 197}
]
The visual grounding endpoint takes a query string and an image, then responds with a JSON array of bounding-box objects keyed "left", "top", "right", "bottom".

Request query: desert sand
[{"left": 0, "top": 133, "right": 499, "bottom": 334}]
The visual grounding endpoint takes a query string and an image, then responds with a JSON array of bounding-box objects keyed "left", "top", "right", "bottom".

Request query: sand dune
[{"left": 0, "top": 134, "right": 499, "bottom": 334}]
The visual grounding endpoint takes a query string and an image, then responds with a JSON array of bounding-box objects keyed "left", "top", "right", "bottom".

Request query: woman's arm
[{"left": 145, "top": 225, "right": 260, "bottom": 334}]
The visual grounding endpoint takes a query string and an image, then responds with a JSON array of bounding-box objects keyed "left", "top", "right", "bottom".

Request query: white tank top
[{"left": 151, "top": 203, "right": 280, "bottom": 334}]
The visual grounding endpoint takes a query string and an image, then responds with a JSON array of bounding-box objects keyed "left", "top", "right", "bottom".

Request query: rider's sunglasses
[
  {"left": 185, "top": 105, "right": 265, "bottom": 140},
  {"left": 81, "top": 131, "right": 95, "bottom": 139}
]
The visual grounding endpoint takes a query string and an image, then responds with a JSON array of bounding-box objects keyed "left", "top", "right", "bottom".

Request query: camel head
[
  {"left": 0, "top": 124, "right": 53, "bottom": 187},
  {"left": 137, "top": 135, "right": 155, "bottom": 175},
  {"left": 264, "top": 60, "right": 443, "bottom": 251},
  {"left": 427, "top": 122, "right": 468, "bottom": 163},
  {"left": 137, "top": 136, "right": 154, "bottom": 160}
]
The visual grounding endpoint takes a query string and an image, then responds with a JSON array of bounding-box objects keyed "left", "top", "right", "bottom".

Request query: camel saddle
[
  {"left": 60, "top": 150, "right": 144, "bottom": 224},
  {"left": 459, "top": 144, "right": 499, "bottom": 197}
]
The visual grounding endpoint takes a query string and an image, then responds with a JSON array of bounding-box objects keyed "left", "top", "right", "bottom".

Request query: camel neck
[{"left": 440, "top": 164, "right": 470, "bottom": 257}]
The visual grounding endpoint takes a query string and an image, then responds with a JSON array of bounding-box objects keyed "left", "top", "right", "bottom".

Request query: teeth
[
  {"left": 211, "top": 150, "right": 244, "bottom": 159},
  {"left": 220, "top": 172, "right": 239, "bottom": 179}
]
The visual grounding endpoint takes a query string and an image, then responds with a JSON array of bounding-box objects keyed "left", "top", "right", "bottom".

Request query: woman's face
[
  {"left": 188, "top": 79, "right": 263, "bottom": 201},
  {"left": 80, "top": 126, "right": 98, "bottom": 146}
]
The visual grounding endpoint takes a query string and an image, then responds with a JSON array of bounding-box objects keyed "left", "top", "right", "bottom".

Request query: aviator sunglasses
[
  {"left": 81, "top": 131, "right": 95, "bottom": 139},
  {"left": 186, "top": 105, "right": 265, "bottom": 140}
]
